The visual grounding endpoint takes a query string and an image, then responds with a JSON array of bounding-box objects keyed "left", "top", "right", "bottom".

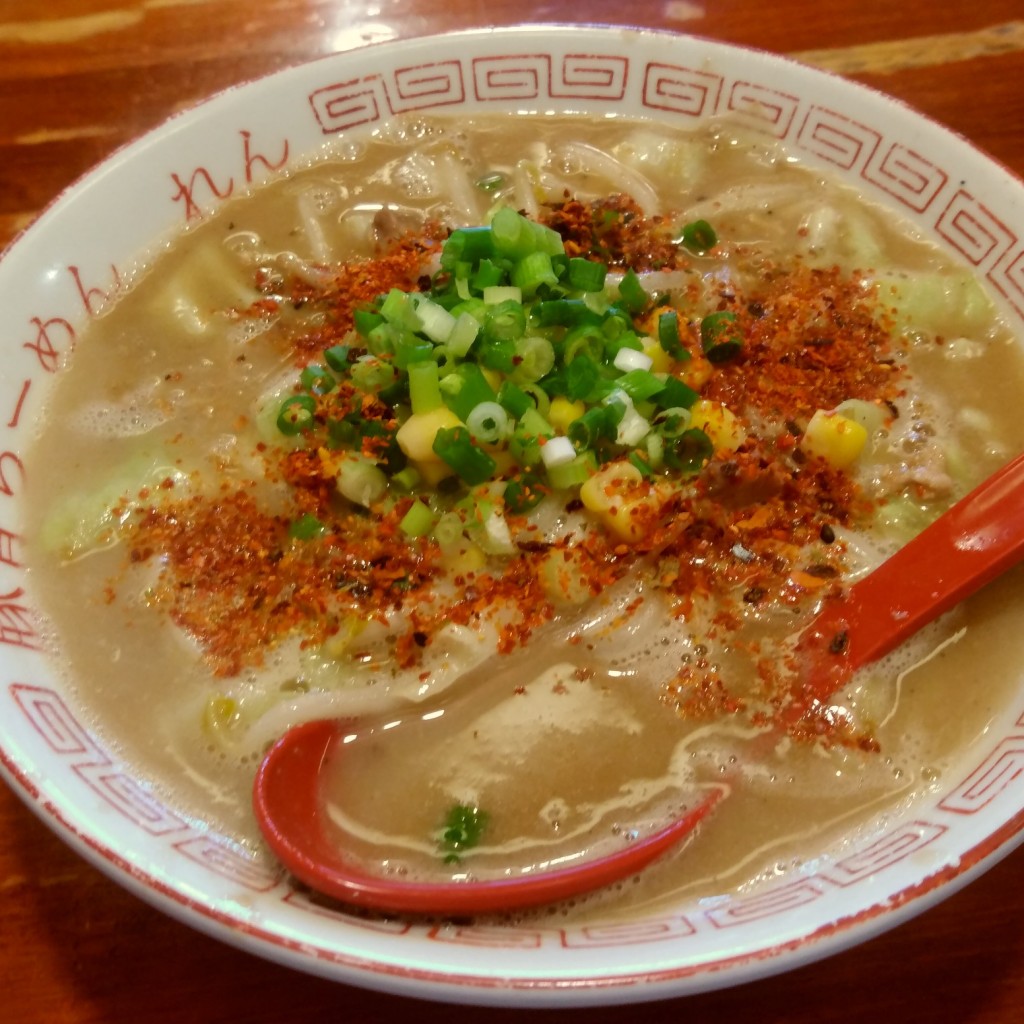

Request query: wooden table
[{"left": 2, "top": 2, "right": 1023, "bottom": 1020}]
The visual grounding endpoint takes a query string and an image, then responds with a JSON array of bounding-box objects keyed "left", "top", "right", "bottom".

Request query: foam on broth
[{"left": 24, "top": 114, "right": 1024, "bottom": 919}]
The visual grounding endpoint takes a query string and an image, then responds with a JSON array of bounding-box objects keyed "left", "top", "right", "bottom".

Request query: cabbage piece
[
  {"left": 612, "top": 128, "right": 706, "bottom": 188},
  {"left": 799, "top": 207, "right": 884, "bottom": 271},
  {"left": 38, "top": 454, "right": 192, "bottom": 560},
  {"left": 154, "top": 241, "right": 262, "bottom": 337},
  {"left": 875, "top": 270, "right": 996, "bottom": 338}
]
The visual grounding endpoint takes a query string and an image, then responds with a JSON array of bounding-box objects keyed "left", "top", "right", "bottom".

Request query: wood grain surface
[{"left": 2, "top": 3, "right": 1023, "bottom": 1021}]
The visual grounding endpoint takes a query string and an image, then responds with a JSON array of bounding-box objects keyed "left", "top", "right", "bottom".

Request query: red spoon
[
  {"left": 253, "top": 718, "right": 723, "bottom": 914},
  {"left": 789, "top": 449, "right": 1024, "bottom": 721}
]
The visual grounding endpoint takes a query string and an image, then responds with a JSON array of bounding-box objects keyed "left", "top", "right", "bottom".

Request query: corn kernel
[
  {"left": 479, "top": 366, "right": 503, "bottom": 392},
  {"left": 579, "top": 461, "right": 656, "bottom": 543},
  {"left": 548, "top": 396, "right": 586, "bottom": 433},
  {"left": 800, "top": 409, "right": 868, "bottom": 469},
  {"left": 203, "top": 696, "right": 238, "bottom": 735},
  {"left": 396, "top": 405, "right": 461, "bottom": 463},
  {"left": 442, "top": 541, "right": 487, "bottom": 575},
  {"left": 680, "top": 356, "right": 713, "bottom": 390},
  {"left": 641, "top": 337, "right": 674, "bottom": 374},
  {"left": 538, "top": 548, "right": 593, "bottom": 605},
  {"left": 689, "top": 399, "right": 746, "bottom": 451}
]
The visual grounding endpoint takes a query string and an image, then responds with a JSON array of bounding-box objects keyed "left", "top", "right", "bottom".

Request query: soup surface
[{"left": 25, "top": 114, "right": 1024, "bottom": 919}]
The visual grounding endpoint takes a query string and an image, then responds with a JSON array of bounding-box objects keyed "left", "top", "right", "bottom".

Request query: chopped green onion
[
  {"left": 491, "top": 206, "right": 563, "bottom": 260},
  {"left": 300, "top": 365, "right": 336, "bottom": 395},
  {"left": 605, "top": 390, "right": 650, "bottom": 447},
  {"left": 471, "top": 258, "right": 505, "bottom": 292},
  {"left": 546, "top": 450, "right": 597, "bottom": 489},
  {"left": 440, "top": 803, "right": 489, "bottom": 863},
  {"left": 654, "top": 407, "right": 693, "bottom": 438},
  {"left": 567, "top": 405, "right": 617, "bottom": 448},
  {"left": 518, "top": 405, "right": 554, "bottom": 439},
  {"left": 276, "top": 395, "right": 317, "bottom": 435},
  {"left": 432, "top": 510, "right": 465, "bottom": 548},
  {"left": 513, "top": 334, "right": 556, "bottom": 382},
  {"left": 352, "top": 356, "right": 399, "bottom": 395},
  {"left": 567, "top": 257, "right": 608, "bottom": 293},
  {"left": 380, "top": 288, "right": 423, "bottom": 331},
  {"left": 678, "top": 219, "right": 718, "bottom": 253},
  {"left": 666, "top": 427, "right": 714, "bottom": 473},
  {"left": 497, "top": 380, "right": 533, "bottom": 419},
  {"left": 400, "top": 498, "right": 437, "bottom": 538},
  {"left": 482, "top": 284, "right": 522, "bottom": 306},
  {"left": 483, "top": 299, "right": 527, "bottom": 343},
  {"left": 390, "top": 466, "right": 422, "bottom": 491},
  {"left": 441, "top": 226, "right": 495, "bottom": 270},
  {"left": 539, "top": 435, "right": 576, "bottom": 469},
  {"left": 565, "top": 353, "right": 601, "bottom": 402},
  {"left": 502, "top": 471, "right": 545, "bottom": 513},
  {"left": 645, "top": 431, "right": 665, "bottom": 469},
  {"left": 616, "top": 269, "right": 649, "bottom": 314},
  {"left": 512, "top": 250, "right": 559, "bottom": 296},
  {"left": 466, "top": 401, "right": 510, "bottom": 443},
  {"left": 337, "top": 458, "right": 388, "bottom": 507},
  {"left": 655, "top": 375, "right": 699, "bottom": 410},
  {"left": 657, "top": 309, "right": 689, "bottom": 360},
  {"left": 432, "top": 426, "right": 497, "bottom": 485},
  {"left": 440, "top": 363, "right": 498, "bottom": 421},
  {"left": 536, "top": 298, "right": 601, "bottom": 328},
  {"left": 615, "top": 368, "right": 666, "bottom": 403},
  {"left": 324, "top": 345, "right": 352, "bottom": 372},
  {"left": 408, "top": 360, "right": 443, "bottom": 415},
  {"left": 601, "top": 304, "right": 633, "bottom": 339},
  {"left": 613, "top": 347, "right": 653, "bottom": 373},
  {"left": 289, "top": 513, "right": 325, "bottom": 540},
  {"left": 700, "top": 311, "right": 743, "bottom": 363},
  {"left": 416, "top": 298, "right": 457, "bottom": 343},
  {"left": 393, "top": 331, "right": 435, "bottom": 370},
  {"left": 327, "top": 416, "right": 358, "bottom": 448},
  {"left": 353, "top": 309, "right": 385, "bottom": 338},
  {"left": 628, "top": 451, "right": 655, "bottom": 477},
  {"left": 563, "top": 324, "right": 605, "bottom": 365}
]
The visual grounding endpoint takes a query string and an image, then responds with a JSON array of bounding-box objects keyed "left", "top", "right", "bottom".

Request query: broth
[{"left": 25, "top": 114, "right": 1024, "bottom": 917}]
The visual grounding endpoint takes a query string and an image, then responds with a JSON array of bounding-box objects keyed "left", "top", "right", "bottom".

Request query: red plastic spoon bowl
[
  {"left": 253, "top": 718, "right": 723, "bottom": 915},
  {"left": 790, "top": 449, "right": 1024, "bottom": 719}
]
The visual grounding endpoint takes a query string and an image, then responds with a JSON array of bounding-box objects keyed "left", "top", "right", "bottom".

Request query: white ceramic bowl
[{"left": 1, "top": 24, "right": 1023, "bottom": 1008}]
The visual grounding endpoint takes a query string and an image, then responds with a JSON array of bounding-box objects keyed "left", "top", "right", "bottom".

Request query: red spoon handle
[
  {"left": 793, "top": 450, "right": 1024, "bottom": 714},
  {"left": 254, "top": 718, "right": 722, "bottom": 915}
]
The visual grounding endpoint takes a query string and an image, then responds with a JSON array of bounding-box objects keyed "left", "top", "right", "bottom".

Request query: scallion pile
[{"left": 276, "top": 205, "right": 741, "bottom": 543}]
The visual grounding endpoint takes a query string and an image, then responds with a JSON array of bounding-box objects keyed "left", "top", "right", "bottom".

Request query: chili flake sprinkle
[{"left": 117, "top": 195, "right": 916, "bottom": 747}]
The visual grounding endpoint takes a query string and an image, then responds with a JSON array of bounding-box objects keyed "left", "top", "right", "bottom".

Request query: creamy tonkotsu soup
[{"left": 26, "top": 114, "right": 1024, "bottom": 919}]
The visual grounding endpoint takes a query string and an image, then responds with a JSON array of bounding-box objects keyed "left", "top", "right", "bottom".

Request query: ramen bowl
[{"left": 1, "top": 25, "right": 1023, "bottom": 1007}]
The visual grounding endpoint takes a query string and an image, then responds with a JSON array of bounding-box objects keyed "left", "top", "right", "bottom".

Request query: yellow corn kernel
[
  {"left": 580, "top": 461, "right": 655, "bottom": 543},
  {"left": 413, "top": 459, "right": 455, "bottom": 487},
  {"left": 689, "top": 399, "right": 746, "bottom": 452},
  {"left": 641, "top": 337, "right": 674, "bottom": 374},
  {"left": 679, "top": 356, "right": 713, "bottom": 390},
  {"left": 548, "top": 396, "right": 586, "bottom": 433},
  {"left": 203, "top": 696, "right": 238, "bottom": 736},
  {"left": 538, "top": 548, "right": 594, "bottom": 605},
  {"left": 441, "top": 540, "right": 487, "bottom": 576},
  {"left": 479, "top": 366, "right": 503, "bottom": 392},
  {"left": 396, "top": 405, "right": 461, "bottom": 461},
  {"left": 801, "top": 409, "right": 868, "bottom": 469}
]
